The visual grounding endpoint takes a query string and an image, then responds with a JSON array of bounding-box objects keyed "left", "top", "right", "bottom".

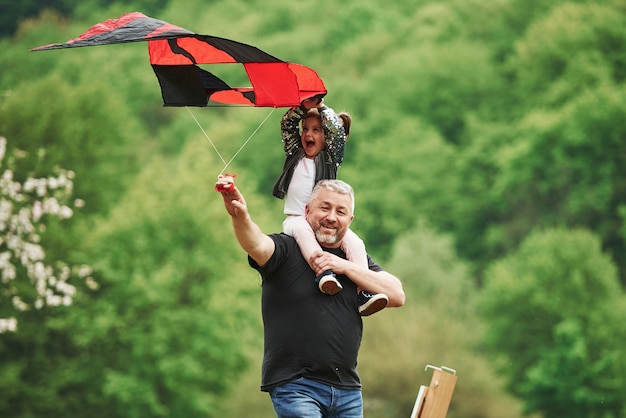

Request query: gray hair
[{"left": 310, "top": 179, "right": 355, "bottom": 213}]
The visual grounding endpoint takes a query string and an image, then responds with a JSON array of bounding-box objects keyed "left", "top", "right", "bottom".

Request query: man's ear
[{"left": 305, "top": 204, "right": 311, "bottom": 216}]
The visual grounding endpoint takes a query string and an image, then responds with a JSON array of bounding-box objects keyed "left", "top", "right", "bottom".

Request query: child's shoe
[
  {"left": 316, "top": 270, "right": 343, "bottom": 295},
  {"left": 358, "top": 290, "right": 389, "bottom": 316}
]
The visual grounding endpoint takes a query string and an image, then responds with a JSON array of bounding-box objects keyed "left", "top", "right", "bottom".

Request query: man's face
[
  {"left": 301, "top": 117, "right": 326, "bottom": 158},
  {"left": 305, "top": 188, "right": 354, "bottom": 248}
]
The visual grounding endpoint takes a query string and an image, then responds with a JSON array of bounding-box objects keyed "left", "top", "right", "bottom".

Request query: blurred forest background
[{"left": 1, "top": 0, "right": 625, "bottom": 417}]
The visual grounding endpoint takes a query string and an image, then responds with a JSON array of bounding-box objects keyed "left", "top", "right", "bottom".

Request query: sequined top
[{"left": 272, "top": 105, "right": 347, "bottom": 199}]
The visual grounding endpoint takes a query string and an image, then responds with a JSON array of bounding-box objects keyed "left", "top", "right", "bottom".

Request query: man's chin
[{"left": 315, "top": 230, "right": 338, "bottom": 245}]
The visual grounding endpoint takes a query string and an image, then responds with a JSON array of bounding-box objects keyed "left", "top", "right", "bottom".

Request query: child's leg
[
  {"left": 341, "top": 228, "right": 389, "bottom": 316},
  {"left": 340, "top": 228, "right": 368, "bottom": 268},
  {"left": 283, "top": 216, "right": 323, "bottom": 269},
  {"left": 283, "top": 216, "right": 342, "bottom": 295}
]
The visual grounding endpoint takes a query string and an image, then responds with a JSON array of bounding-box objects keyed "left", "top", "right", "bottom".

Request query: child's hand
[
  {"left": 214, "top": 174, "right": 236, "bottom": 193},
  {"left": 301, "top": 97, "right": 323, "bottom": 110}
]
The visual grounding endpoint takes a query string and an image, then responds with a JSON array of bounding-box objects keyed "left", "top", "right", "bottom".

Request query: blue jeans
[{"left": 269, "top": 377, "right": 363, "bottom": 418}]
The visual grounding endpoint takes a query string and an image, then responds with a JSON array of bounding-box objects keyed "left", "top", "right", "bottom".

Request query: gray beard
[{"left": 315, "top": 229, "right": 338, "bottom": 245}]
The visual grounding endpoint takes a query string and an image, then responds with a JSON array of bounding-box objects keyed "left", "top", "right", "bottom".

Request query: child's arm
[
  {"left": 340, "top": 228, "right": 368, "bottom": 269},
  {"left": 319, "top": 105, "right": 347, "bottom": 167},
  {"left": 280, "top": 106, "right": 306, "bottom": 156}
]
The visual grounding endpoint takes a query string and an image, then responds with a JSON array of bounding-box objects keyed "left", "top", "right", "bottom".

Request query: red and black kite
[{"left": 31, "top": 12, "right": 327, "bottom": 107}]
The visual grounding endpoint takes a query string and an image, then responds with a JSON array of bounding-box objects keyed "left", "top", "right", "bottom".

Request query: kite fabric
[{"left": 31, "top": 12, "right": 327, "bottom": 107}]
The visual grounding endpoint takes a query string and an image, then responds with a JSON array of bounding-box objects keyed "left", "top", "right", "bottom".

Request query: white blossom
[
  {"left": 48, "top": 176, "right": 59, "bottom": 190},
  {"left": 0, "top": 136, "right": 96, "bottom": 331},
  {"left": 32, "top": 200, "right": 43, "bottom": 221},
  {"left": 59, "top": 205, "right": 73, "bottom": 219},
  {"left": 0, "top": 318, "right": 17, "bottom": 333},
  {"left": 12, "top": 296, "right": 28, "bottom": 311}
]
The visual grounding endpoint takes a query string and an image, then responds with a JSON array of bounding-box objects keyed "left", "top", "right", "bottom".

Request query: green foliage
[
  {"left": 479, "top": 228, "right": 626, "bottom": 417},
  {"left": 1, "top": 0, "right": 626, "bottom": 416},
  {"left": 0, "top": 139, "right": 261, "bottom": 418},
  {"left": 359, "top": 223, "right": 527, "bottom": 418},
  {"left": 341, "top": 119, "right": 459, "bottom": 259},
  {"left": 0, "top": 0, "right": 72, "bottom": 37},
  {"left": 485, "top": 84, "right": 626, "bottom": 278},
  {"left": 0, "top": 0, "right": 168, "bottom": 38},
  {"left": 508, "top": 2, "right": 626, "bottom": 107},
  {"left": 0, "top": 74, "right": 145, "bottom": 217}
]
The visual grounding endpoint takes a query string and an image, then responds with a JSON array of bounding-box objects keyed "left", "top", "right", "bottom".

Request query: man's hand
[
  {"left": 309, "top": 251, "right": 351, "bottom": 277},
  {"left": 216, "top": 183, "right": 247, "bottom": 218},
  {"left": 215, "top": 181, "right": 275, "bottom": 266},
  {"left": 215, "top": 174, "right": 236, "bottom": 192}
]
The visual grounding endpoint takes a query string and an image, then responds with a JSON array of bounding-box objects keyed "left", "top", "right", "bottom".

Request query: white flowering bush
[{"left": 0, "top": 136, "right": 93, "bottom": 333}]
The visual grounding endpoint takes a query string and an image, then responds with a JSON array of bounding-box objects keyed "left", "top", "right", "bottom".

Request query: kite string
[
  {"left": 186, "top": 106, "right": 277, "bottom": 176},
  {"left": 221, "top": 107, "right": 276, "bottom": 174},
  {"left": 186, "top": 107, "right": 227, "bottom": 167}
]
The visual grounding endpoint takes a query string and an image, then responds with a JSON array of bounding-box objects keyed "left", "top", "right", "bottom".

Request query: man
[{"left": 217, "top": 178, "right": 405, "bottom": 417}]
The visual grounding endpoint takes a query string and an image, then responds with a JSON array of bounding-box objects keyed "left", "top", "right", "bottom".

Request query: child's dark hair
[{"left": 339, "top": 112, "right": 352, "bottom": 138}]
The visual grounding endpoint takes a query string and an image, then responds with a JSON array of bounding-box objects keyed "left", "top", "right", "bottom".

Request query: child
[{"left": 272, "top": 98, "right": 388, "bottom": 316}]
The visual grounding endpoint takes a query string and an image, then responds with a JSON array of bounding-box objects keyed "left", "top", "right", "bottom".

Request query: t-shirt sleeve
[
  {"left": 367, "top": 254, "right": 384, "bottom": 273},
  {"left": 248, "top": 233, "right": 291, "bottom": 277}
]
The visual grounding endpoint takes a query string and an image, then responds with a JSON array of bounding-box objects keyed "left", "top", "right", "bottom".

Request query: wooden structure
[{"left": 410, "top": 365, "right": 457, "bottom": 418}]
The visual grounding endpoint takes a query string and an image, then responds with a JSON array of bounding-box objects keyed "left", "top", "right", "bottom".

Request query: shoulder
[
  {"left": 269, "top": 232, "right": 297, "bottom": 246},
  {"left": 270, "top": 233, "right": 300, "bottom": 259},
  {"left": 248, "top": 233, "right": 303, "bottom": 274},
  {"left": 249, "top": 233, "right": 297, "bottom": 265}
]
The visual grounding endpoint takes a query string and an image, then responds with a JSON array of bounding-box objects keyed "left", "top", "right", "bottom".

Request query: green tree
[
  {"left": 484, "top": 84, "right": 626, "bottom": 281},
  {"left": 359, "top": 222, "right": 527, "bottom": 418},
  {"left": 1, "top": 74, "right": 145, "bottom": 217},
  {"left": 479, "top": 228, "right": 626, "bottom": 417},
  {"left": 4, "top": 1, "right": 626, "bottom": 416},
  {"left": 0, "top": 139, "right": 261, "bottom": 418},
  {"left": 0, "top": 136, "right": 92, "bottom": 332},
  {"left": 507, "top": 2, "right": 626, "bottom": 108},
  {"left": 447, "top": 1, "right": 626, "bottom": 281}
]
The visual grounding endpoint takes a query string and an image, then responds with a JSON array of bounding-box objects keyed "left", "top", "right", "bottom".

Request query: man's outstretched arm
[{"left": 217, "top": 184, "right": 275, "bottom": 267}]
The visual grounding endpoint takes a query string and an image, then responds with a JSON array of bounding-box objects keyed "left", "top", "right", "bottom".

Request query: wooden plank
[{"left": 419, "top": 366, "right": 457, "bottom": 418}]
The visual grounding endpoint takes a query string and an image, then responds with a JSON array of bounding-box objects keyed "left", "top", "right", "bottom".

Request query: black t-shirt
[{"left": 249, "top": 233, "right": 383, "bottom": 392}]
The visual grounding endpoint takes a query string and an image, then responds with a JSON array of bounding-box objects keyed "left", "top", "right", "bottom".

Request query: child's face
[{"left": 301, "top": 117, "right": 325, "bottom": 158}]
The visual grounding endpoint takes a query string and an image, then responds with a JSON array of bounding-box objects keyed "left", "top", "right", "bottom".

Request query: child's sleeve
[
  {"left": 319, "top": 106, "right": 347, "bottom": 166},
  {"left": 280, "top": 106, "right": 306, "bottom": 156}
]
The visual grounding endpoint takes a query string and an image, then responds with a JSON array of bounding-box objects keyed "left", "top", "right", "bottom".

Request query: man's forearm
[
  {"left": 232, "top": 213, "right": 274, "bottom": 267},
  {"left": 217, "top": 185, "right": 275, "bottom": 266},
  {"left": 350, "top": 266, "right": 405, "bottom": 308}
]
